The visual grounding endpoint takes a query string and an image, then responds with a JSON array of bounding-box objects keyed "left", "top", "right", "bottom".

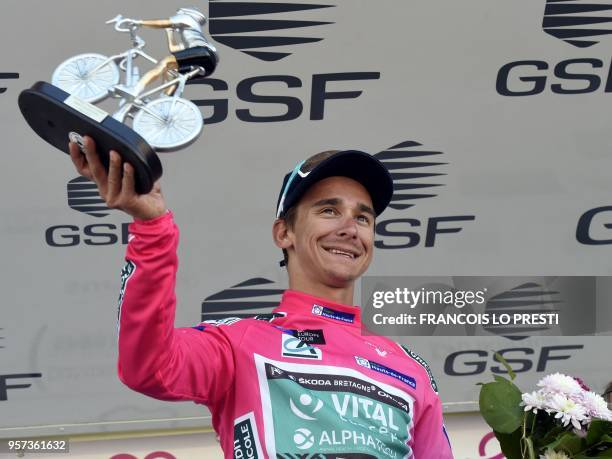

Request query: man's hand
[{"left": 69, "top": 136, "right": 167, "bottom": 221}]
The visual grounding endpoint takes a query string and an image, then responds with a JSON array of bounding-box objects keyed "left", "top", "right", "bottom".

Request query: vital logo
[
  {"left": 496, "top": 1, "right": 612, "bottom": 96},
  {"left": 282, "top": 333, "right": 322, "bottom": 359},
  {"left": 44, "top": 177, "right": 130, "bottom": 247},
  {"left": 67, "top": 176, "right": 110, "bottom": 217},
  {"left": 542, "top": 0, "right": 612, "bottom": 48},
  {"left": 209, "top": 0, "right": 334, "bottom": 61},
  {"left": 483, "top": 282, "right": 561, "bottom": 337},
  {"left": 374, "top": 140, "right": 475, "bottom": 249},
  {"left": 201, "top": 277, "right": 284, "bottom": 321},
  {"left": 0, "top": 72, "right": 19, "bottom": 94},
  {"left": 290, "top": 393, "right": 324, "bottom": 420}
]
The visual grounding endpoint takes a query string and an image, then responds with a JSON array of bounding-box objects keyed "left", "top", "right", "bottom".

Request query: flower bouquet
[{"left": 478, "top": 354, "right": 612, "bottom": 458}]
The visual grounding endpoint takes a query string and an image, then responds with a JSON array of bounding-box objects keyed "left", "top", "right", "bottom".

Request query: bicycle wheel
[
  {"left": 52, "top": 53, "right": 120, "bottom": 103},
  {"left": 132, "top": 97, "right": 203, "bottom": 151}
]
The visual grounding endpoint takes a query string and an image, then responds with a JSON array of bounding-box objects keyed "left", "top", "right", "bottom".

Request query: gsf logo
[
  {"left": 443, "top": 345, "right": 583, "bottom": 376},
  {"left": 0, "top": 72, "right": 19, "bottom": 94},
  {"left": 373, "top": 140, "right": 475, "bottom": 249},
  {"left": 189, "top": 72, "right": 380, "bottom": 124},
  {"left": 496, "top": 0, "right": 612, "bottom": 96},
  {"left": 576, "top": 205, "right": 612, "bottom": 245},
  {"left": 45, "top": 177, "right": 130, "bottom": 247}
]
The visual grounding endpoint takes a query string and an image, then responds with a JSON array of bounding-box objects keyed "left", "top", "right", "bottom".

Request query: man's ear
[{"left": 272, "top": 218, "right": 293, "bottom": 249}]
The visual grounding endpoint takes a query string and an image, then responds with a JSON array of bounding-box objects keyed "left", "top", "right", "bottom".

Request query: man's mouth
[{"left": 323, "top": 247, "right": 359, "bottom": 260}]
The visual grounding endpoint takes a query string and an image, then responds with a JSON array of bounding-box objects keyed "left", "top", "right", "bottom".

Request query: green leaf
[
  {"left": 602, "top": 435, "right": 612, "bottom": 444},
  {"left": 493, "top": 374, "right": 510, "bottom": 384},
  {"left": 596, "top": 448, "right": 612, "bottom": 457},
  {"left": 479, "top": 380, "right": 523, "bottom": 433},
  {"left": 494, "top": 428, "right": 523, "bottom": 459},
  {"left": 588, "top": 420, "right": 612, "bottom": 446},
  {"left": 545, "top": 432, "right": 585, "bottom": 455},
  {"left": 493, "top": 351, "right": 516, "bottom": 380}
]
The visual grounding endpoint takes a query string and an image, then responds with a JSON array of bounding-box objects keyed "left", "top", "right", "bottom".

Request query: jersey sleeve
[
  {"left": 398, "top": 344, "right": 454, "bottom": 459},
  {"left": 413, "top": 388, "right": 454, "bottom": 459},
  {"left": 116, "top": 211, "right": 239, "bottom": 405}
]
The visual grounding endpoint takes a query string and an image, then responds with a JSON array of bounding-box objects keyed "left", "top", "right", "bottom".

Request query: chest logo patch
[{"left": 282, "top": 333, "right": 322, "bottom": 360}]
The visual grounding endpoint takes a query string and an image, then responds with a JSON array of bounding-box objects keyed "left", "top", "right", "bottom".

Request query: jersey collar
[{"left": 275, "top": 289, "right": 362, "bottom": 327}]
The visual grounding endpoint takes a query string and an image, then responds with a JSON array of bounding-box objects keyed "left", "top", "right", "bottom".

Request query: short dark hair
[{"left": 280, "top": 150, "right": 340, "bottom": 267}]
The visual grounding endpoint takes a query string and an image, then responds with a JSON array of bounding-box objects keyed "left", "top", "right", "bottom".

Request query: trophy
[{"left": 18, "top": 7, "right": 218, "bottom": 194}]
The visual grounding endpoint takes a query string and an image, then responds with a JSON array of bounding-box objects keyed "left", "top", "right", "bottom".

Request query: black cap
[{"left": 275, "top": 150, "right": 393, "bottom": 218}]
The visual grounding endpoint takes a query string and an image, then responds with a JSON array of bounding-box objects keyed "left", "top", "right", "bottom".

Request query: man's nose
[{"left": 336, "top": 215, "right": 358, "bottom": 238}]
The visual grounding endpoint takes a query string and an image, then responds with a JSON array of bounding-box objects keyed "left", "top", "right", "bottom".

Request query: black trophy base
[{"left": 18, "top": 81, "right": 162, "bottom": 194}]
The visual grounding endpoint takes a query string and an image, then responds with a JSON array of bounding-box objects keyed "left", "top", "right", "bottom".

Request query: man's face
[{"left": 285, "top": 176, "right": 376, "bottom": 288}]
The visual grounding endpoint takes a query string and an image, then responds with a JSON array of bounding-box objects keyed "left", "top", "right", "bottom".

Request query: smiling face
[{"left": 273, "top": 176, "right": 376, "bottom": 299}]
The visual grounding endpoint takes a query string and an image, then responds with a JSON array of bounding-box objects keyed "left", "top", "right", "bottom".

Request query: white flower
[
  {"left": 580, "top": 391, "right": 612, "bottom": 421},
  {"left": 548, "top": 393, "right": 588, "bottom": 430},
  {"left": 537, "top": 373, "right": 583, "bottom": 397},
  {"left": 540, "top": 449, "right": 570, "bottom": 459},
  {"left": 522, "top": 390, "right": 547, "bottom": 413}
]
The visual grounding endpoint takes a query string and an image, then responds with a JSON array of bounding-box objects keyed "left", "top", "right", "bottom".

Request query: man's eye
[
  {"left": 321, "top": 208, "right": 336, "bottom": 215},
  {"left": 357, "top": 215, "right": 371, "bottom": 224}
]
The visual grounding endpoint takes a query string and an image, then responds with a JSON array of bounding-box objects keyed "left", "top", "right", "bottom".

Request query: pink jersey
[{"left": 117, "top": 211, "right": 454, "bottom": 459}]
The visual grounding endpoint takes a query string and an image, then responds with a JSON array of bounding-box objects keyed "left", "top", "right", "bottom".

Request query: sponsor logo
[
  {"left": 109, "top": 453, "right": 177, "bottom": 459},
  {"left": 542, "top": 0, "right": 612, "bottom": 48},
  {"left": 496, "top": 0, "right": 612, "bottom": 96},
  {"left": 400, "top": 345, "right": 439, "bottom": 393},
  {"left": 443, "top": 344, "right": 584, "bottom": 376},
  {"left": 577, "top": 205, "right": 612, "bottom": 244},
  {"left": 67, "top": 176, "right": 110, "bottom": 217},
  {"left": 354, "top": 356, "right": 417, "bottom": 390},
  {"left": 117, "top": 260, "right": 135, "bottom": 309},
  {"left": 257, "top": 356, "right": 415, "bottom": 457},
  {"left": 479, "top": 431, "right": 504, "bottom": 459},
  {"left": 201, "top": 277, "right": 283, "bottom": 321},
  {"left": 373, "top": 140, "right": 475, "bottom": 249},
  {"left": 0, "top": 328, "right": 3, "bottom": 350},
  {"left": 282, "top": 333, "right": 322, "bottom": 359},
  {"left": 0, "top": 72, "right": 19, "bottom": 94},
  {"left": 187, "top": 3, "right": 379, "bottom": 124},
  {"left": 290, "top": 393, "right": 324, "bottom": 420},
  {"left": 278, "top": 328, "right": 326, "bottom": 344},
  {"left": 483, "top": 282, "right": 561, "bottom": 337},
  {"left": 0, "top": 373, "right": 43, "bottom": 401},
  {"left": 209, "top": 1, "right": 334, "bottom": 62},
  {"left": 45, "top": 177, "right": 130, "bottom": 247},
  {"left": 293, "top": 427, "right": 315, "bottom": 450},
  {"left": 311, "top": 304, "right": 355, "bottom": 323},
  {"left": 233, "top": 412, "right": 264, "bottom": 459}
]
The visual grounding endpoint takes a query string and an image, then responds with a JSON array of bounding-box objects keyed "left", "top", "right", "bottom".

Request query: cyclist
[
  {"left": 68, "top": 137, "right": 454, "bottom": 458},
  {"left": 118, "top": 8, "right": 218, "bottom": 96}
]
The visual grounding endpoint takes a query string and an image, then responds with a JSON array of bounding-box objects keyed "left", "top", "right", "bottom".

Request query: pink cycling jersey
[{"left": 117, "top": 211, "right": 454, "bottom": 459}]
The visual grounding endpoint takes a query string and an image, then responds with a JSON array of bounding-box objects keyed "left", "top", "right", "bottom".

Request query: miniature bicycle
[{"left": 51, "top": 15, "right": 207, "bottom": 151}]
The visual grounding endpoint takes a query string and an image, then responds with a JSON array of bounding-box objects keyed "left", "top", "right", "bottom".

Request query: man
[{"left": 69, "top": 137, "right": 454, "bottom": 458}]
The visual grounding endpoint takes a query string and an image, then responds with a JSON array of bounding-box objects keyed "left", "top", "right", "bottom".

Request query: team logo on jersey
[
  {"left": 282, "top": 333, "right": 322, "bottom": 360},
  {"left": 311, "top": 304, "right": 355, "bottom": 323},
  {"left": 233, "top": 412, "right": 264, "bottom": 458},
  {"left": 355, "top": 356, "right": 417, "bottom": 390},
  {"left": 400, "top": 345, "right": 438, "bottom": 393},
  {"left": 289, "top": 393, "right": 324, "bottom": 420}
]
